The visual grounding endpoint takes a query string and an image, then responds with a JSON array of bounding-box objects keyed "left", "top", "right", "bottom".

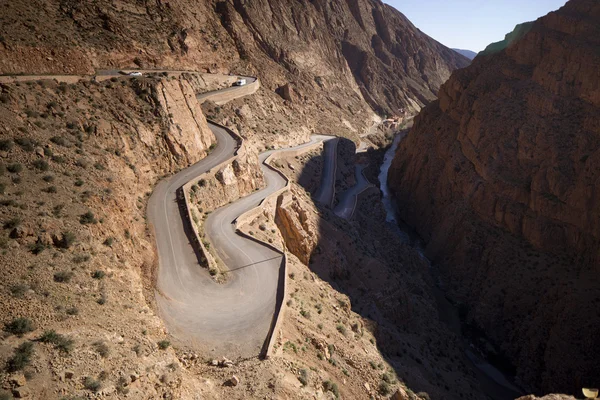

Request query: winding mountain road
[
  {"left": 313, "top": 138, "right": 339, "bottom": 207},
  {"left": 149, "top": 79, "right": 335, "bottom": 358},
  {"left": 333, "top": 165, "right": 373, "bottom": 219}
]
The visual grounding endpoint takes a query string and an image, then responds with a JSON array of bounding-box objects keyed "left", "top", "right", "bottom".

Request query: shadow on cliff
[{"left": 287, "top": 138, "right": 481, "bottom": 399}]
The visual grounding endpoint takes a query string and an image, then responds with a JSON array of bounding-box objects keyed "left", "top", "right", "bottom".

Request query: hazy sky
[{"left": 384, "top": 0, "right": 568, "bottom": 52}]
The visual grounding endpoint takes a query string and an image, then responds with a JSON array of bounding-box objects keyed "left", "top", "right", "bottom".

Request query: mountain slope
[
  {"left": 389, "top": 0, "right": 600, "bottom": 394},
  {"left": 0, "top": 0, "right": 468, "bottom": 118},
  {"left": 452, "top": 48, "right": 477, "bottom": 60}
]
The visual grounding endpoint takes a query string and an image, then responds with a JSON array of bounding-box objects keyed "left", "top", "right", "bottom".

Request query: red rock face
[{"left": 389, "top": 0, "right": 600, "bottom": 394}]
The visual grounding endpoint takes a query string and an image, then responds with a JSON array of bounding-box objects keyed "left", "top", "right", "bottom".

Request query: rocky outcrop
[
  {"left": 154, "top": 78, "right": 215, "bottom": 164},
  {"left": 275, "top": 191, "right": 318, "bottom": 265},
  {"left": 388, "top": 0, "right": 600, "bottom": 394},
  {"left": 215, "top": 0, "right": 469, "bottom": 115}
]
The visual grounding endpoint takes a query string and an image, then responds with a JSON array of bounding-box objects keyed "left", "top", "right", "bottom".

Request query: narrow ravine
[{"left": 378, "top": 133, "right": 524, "bottom": 400}]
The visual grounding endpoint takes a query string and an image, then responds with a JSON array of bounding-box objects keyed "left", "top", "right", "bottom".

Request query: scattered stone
[
  {"left": 219, "top": 357, "right": 234, "bottom": 367},
  {"left": 228, "top": 375, "right": 240, "bottom": 387},
  {"left": 210, "top": 359, "right": 219, "bottom": 367},
  {"left": 12, "top": 387, "right": 30, "bottom": 398},
  {"left": 64, "top": 370, "right": 75, "bottom": 380},
  {"left": 9, "top": 373, "right": 26, "bottom": 387},
  {"left": 363, "top": 382, "right": 370, "bottom": 392},
  {"left": 130, "top": 373, "right": 139, "bottom": 382}
]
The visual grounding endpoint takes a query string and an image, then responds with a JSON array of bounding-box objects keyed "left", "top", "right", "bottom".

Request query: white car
[
  {"left": 128, "top": 71, "right": 143, "bottom": 77},
  {"left": 233, "top": 78, "right": 246, "bottom": 86}
]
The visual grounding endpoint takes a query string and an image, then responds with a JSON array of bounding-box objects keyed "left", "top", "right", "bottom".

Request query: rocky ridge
[{"left": 389, "top": 0, "right": 600, "bottom": 394}]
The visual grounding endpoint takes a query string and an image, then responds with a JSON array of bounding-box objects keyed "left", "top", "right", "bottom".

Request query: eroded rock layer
[{"left": 389, "top": 0, "right": 600, "bottom": 394}]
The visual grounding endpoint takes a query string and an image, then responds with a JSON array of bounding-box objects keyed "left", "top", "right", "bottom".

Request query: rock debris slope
[{"left": 389, "top": 0, "right": 600, "bottom": 394}]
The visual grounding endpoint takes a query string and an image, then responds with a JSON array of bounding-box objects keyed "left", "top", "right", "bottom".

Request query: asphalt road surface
[
  {"left": 313, "top": 137, "right": 339, "bottom": 207},
  {"left": 333, "top": 165, "right": 373, "bottom": 219},
  {"left": 149, "top": 80, "right": 335, "bottom": 358}
]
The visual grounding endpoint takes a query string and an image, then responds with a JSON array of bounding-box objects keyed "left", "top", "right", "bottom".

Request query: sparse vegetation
[
  {"left": 39, "top": 330, "right": 74, "bottom": 353},
  {"left": 79, "top": 211, "right": 97, "bottom": 224},
  {"left": 336, "top": 324, "right": 347, "bottom": 336},
  {"left": 157, "top": 340, "right": 171, "bottom": 350},
  {"left": 93, "top": 341, "right": 110, "bottom": 357},
  {"left": 14, "top": 137, "right": 36, "bottom": 152},
  {"left": 4, "top": 317, "right": 34, "bottom": 336},
  {"left": 298, "top": 368, "right": 309, "bottom": 386},
  {"left": 91, "top": 270, "right": 105, "bottom": 279},
  {"left": 54, "top": 271, "right": 74, "bottom": 283},
  {"left": 379, "top": 380, "right": 392, "bottom": 395},
  {"left": 32, "top": 159, "right": 49, "bottom": 171},
  {"left": 29, "top": 239, "right": 46, "bottom": 255},
  {"left": 10, "top": 283, "right": 29, "bottom": 298},
  {"left": 323, "top": 380, "right": 340, "bottom": 398},
  {"left": 55, "top": 231, "right": 76, "bottom": 249},
  {"left": 7, "top": 163, "right": 23, "bottom": 173},
  {"left": 7, "top": 341, "right": 34, "bottom": 372},
  {"left": 3, "top": 217, "right": 20, "bottom": 230},
  {"left": 73, "top": 254, "right": 90, "bottom": 263},
  {"left": 0, "top": 139, "right": 13, "bottom": 152},
  {"left": 83, "top": 376, "right": 102, "bottom": 392}
]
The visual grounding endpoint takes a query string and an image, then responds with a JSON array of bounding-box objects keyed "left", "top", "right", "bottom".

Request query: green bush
[
  {"left": 79, "top": 211, "right": 97, "bottom": 224},
  {"left": 379, "top": 380, "right": 391, "bottom": 395},
  {"left": 323, "top": 380, "right": 340, "bottom": 398},
  {"left": 10, "top": 284, "right": 29, "bottom": 298},
  {"left": 32, "top": 160, "right": 49, "bottom": 171},
  {"left": 3, "top": 217, "right": 21, "bottom": 229},
  {"left": 6, "top": 342, "right": 34, "bottom": 372},
  {"left": 336, "top": 324, "right": 347, "bottom": 336},
  {"left": 72, "top": 254, "right": 90, "bottom": 264},
  {"left": 298, "top": 369, "right": 308, "bottom": 386},
  {"left": 83, "top": 376, "right": 102, "bottom": 392},
  {"left": 157, "top": 340, "right": 170, "bottom": 350},
  {"left": 39, "top": 330, "right": 74, "bottom": 353},
  {"left": 103, "top": 237, "right": 114, "bottom": 247},
  {"left": 55, "top": 231, "right": 76, "bottom": 249},
  {"left": 14, "top": 138, "right": 36, "bottom": 152},
  {"left": 42, "top": 175, "right": 54, "bottom": 182},
  {"left": 7, "top": 163, "right": 23, "bottom": 173},
  {"left": 43, "top": 186, "right": 57, "bottom": 194},
  {"left": 29, "top": 240, "right": 46, "bottom": 255},
  {"left": 91, "top": 270, "right": 105, "bottom": 279},
  {"left": 50, "top": 136, "right": 69, "bottom": 147},
  {"left": 66, "top": 307, "right": 79, "bottom": 316},
  {"left": 0, "top": 139, "right": 13, "bottom": 152},
  {"left": 93, "top": 341, "right": 110, "bottom": 357},
  {"left": 53, "top": 271, "right": 74, "bottom": 283},
  {"left": 4, "top": 318, "right": 34, "bottom": 336}
]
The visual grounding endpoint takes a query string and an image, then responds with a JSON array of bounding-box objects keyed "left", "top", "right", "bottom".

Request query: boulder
[
  {"left": 228, "top": 375, "right": 239, "bottom": 387},
  {"left": 391, "top": 388, "right": 409, "bottom": 400},
  {"left": 9, "top": 373, "right": 26, "bottom": 387},
  {"left": 12, "top": 387, "right": 30, "bottom": 398}
]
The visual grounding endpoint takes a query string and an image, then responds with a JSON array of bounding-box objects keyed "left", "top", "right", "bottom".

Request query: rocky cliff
[
  {"left": 0, "top": 0, "right": 468, "bottom": 119},
  {"left": 389, "top": 0, "right": 600, "bottom": 394}
]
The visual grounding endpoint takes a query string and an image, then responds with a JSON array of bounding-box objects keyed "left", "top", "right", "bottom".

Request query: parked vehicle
[
  {"left": 128, "top": 71, "right": 143, "bottom": 76},
  {"left": 233, "top": 78, "right": 246, "bottom": 86}
]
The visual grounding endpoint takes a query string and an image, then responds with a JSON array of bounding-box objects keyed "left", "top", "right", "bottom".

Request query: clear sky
[{"left": 384, "top": 0, "right": 568, "bottom": 52}]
